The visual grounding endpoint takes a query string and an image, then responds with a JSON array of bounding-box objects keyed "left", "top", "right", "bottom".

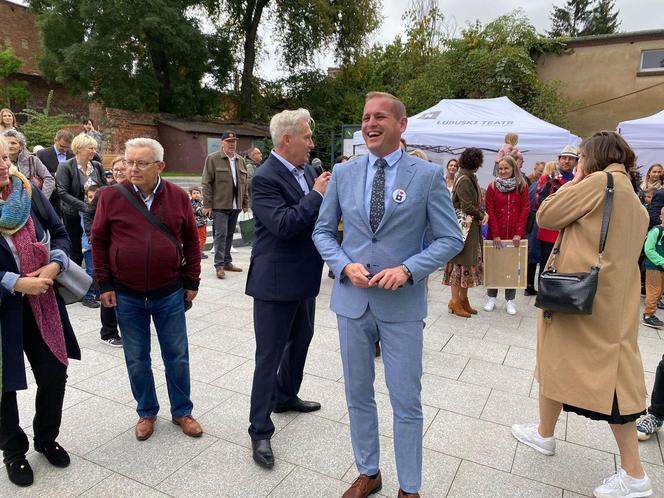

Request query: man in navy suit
[
  {"left": 36, "top": 129, "right": 74, "bottom": 217},
  {"left": 245, "top": 108, "right": 331, "bottom": 468}
]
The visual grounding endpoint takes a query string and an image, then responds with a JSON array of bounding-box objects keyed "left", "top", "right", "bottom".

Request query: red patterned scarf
[{"left": 4, "top": 174, "right": 68, "bottom": 367}]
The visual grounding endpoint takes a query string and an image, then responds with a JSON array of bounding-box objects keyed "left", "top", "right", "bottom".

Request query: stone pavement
[{"left": 3, "top": 246, "right": 664, "bottom": 497}]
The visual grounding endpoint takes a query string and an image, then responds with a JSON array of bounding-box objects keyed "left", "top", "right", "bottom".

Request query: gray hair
[
  {"left": 125, "top": 138, "right": 164, "bottom": 162},
  {"left": 270, "top": 108, "right": 313, "bottom": 149},
  {"left": 2, "top": 129, "right": 26, "bottom": 148}
]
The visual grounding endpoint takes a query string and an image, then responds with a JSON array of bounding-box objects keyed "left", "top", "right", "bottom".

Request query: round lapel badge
[{"left": 392, "top": 189, "right": 407, "bottom": 204}]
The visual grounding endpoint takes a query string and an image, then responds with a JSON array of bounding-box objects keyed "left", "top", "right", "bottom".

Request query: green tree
[
  {"left": 585, "top": 0, "right": 620, "bottom": 35},
  {"left": 547, "top": 0, "right": 593, "bottom": 37},
  {"left": 0, "top": 48, "right": 31, "bottom": 108},
  {"left": 217, "top": 0, "right": 381, "bottom": 119},
  {"left": 547, "top": 0, "right": 620, "bottom": 37},
  {"left": 29, "top": 0, "right": 234, "bottom": 115},
  {"left": 19, "top": 90, "right": 71, "bottom": 148}
]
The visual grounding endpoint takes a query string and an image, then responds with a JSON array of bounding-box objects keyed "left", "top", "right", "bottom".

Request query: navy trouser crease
[
  {"left": 249, "top": 298, "right": 315, "bottom": 440},
  {"left": 0, "top": 302, "right": 67, "bottom": 464}
]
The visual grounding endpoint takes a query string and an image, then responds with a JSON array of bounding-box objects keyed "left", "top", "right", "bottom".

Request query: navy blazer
[
  {"left": 0, "top": 186, "right": 80, "bottom": 392},
  {"left": 245, "top": 153, "right": 324, "bottom": 301}
]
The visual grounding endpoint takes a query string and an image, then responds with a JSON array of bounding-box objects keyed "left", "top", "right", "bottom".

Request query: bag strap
[
  {"left": 113, "top": 183, "right": 181, "bottom": 252},
  {"left": 598, "top": 171, "right": 614, "bottom": 262},
  {"left": 548, "top": 172, "right": 614, "bottom": 270}
]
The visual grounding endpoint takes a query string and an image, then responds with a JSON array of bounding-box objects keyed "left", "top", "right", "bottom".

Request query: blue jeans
[
  {"left": 82, "top": 250, "right": 96, "bottom": 300},
  {"left": 115, "top": 289, "right": 193, "bottom": 418}
]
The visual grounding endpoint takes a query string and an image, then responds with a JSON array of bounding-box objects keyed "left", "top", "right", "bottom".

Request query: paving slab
[{"left": 157, "top": 439, "right": 294, "bottom": 497}]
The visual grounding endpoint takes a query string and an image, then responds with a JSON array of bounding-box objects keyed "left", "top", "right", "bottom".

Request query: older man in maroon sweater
[{"left": 92, "top": 138, "right": 202, "bottom": 441}]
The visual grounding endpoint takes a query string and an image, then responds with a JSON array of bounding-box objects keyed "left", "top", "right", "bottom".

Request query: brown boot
[
  {"left": 172, "top": 415, "right": 203, "bottom": 438},
  {"left": 135, "top": 416, "right": 156, "bottom": 441},
  {"left": 342, "top": 471, "right": 382, "bottom": 498},
  {"left": 462, "top": 297, "right": 478, "bottom": 315},
  {"left": 448, "top": 299, "right": 471, "bottom": 318},
  {"left": 398, "top": 490, "right": 420, "bottom": 498}
]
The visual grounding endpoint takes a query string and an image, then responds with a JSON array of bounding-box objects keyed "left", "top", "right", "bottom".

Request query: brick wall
[
  {"left": 103, "top": 107, "right": 161, "bottom": 155},
  {"left": 0, "top": 0, "right": 40, "bottom": 75}
]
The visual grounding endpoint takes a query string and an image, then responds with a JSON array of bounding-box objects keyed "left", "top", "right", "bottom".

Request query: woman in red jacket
[{"left": 483, "top": 155, "right": 530, "bottom": 315}]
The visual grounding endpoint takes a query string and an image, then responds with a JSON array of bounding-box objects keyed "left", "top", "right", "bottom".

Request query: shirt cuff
[
  {"left": 49, "top": 249, "right": 70, "bottom": 272},
  {"left": 1, "top": 272, "right": 20, "bottom": 294}
]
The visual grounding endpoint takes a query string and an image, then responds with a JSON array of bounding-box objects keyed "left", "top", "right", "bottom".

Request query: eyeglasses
[{"left": 123, "top": 160, "right": 159, "bottom": 169}]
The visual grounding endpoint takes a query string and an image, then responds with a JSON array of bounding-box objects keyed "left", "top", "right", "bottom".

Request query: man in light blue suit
[{"left": 313, "top": 92, "right": 464, "bottom": 498}]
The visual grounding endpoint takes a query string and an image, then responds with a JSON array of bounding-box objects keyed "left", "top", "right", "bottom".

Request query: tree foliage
[
  {"left": 29, "top": 0, "right": 234, "bottom": 116},
  {"left": 19, "top": 90, "right": 72, "bottom": 148},
  {"left": 255, "top": 10, "right": 572, "bottom": 165},
  {"left": 548, "top": 0, "right": 620, "bottom": 37},
  {"left": 215, "top": 0, "right": 381, "bottom": 118},
  {"left": 0, "top": 48, "right": 31, "bottom": 108}
]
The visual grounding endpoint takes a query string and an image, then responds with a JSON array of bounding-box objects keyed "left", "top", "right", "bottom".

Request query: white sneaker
[
  {"left": 511, "top": 422, "right": 556, "bottom": 455},
  {"left": 505, "top": 300, "right": 517, "bottom": 315},
  {"left": 483, "top": 297, "right": 497, "bottom": 312},
  {"left": 593, "top": 468, "right": 652, "bottom": 498}
]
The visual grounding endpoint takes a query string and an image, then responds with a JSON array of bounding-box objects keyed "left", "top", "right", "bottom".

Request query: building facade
[{"left": 537, "top": 30, "right": 664, "bottom": 137}]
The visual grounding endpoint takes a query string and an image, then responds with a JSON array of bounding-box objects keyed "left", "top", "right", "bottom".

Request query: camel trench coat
[{"left": 535, "top": 163, "right": 648, "bottom": 416}]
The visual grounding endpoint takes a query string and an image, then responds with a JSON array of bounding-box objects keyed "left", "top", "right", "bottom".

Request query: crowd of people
[{"left": 0, "top": 93, "right": 661, "bottom": 498}]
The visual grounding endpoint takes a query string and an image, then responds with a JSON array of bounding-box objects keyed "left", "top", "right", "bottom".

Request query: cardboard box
[{"left": 483, "top": 240, "right": 528, "bottom": 289}]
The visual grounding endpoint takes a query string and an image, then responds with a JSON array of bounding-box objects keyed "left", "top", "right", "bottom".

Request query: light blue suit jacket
[{"left": 313, "top": 153, "right": 464, "bottom": 322}]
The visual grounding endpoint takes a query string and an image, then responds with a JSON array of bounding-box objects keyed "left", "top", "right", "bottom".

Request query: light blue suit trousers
[{"left": 338, "top": 309, "right": 423, "bottom": 493}]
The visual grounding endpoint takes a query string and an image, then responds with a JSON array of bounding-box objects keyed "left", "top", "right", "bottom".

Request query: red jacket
[
  {"left": 486, "top": 182, "right": 530, "bottom": 240},
  {"left": 91, "top": 179, "right": 201, "bottom": 299},
  {"left": 535, "top": 173, "right": 566, "bottom": 243}
]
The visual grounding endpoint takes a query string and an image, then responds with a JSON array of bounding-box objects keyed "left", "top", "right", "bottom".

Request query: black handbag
[{"left": 535, "top": 172, "right": 614, "bottom": 315}]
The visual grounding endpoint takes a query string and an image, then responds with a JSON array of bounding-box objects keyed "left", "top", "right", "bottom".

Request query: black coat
[
  {"left": 55, "top": 157, "right": 105, "bottom": 216},
  {"left": 0, "top": 187, "right": 81, "bottom": 392},
  {"left": 36, "top": 146, "right": 74, "bottom": 216},
  {"left": 649, "top": 190, "right": 664, "bottom": 230},
  {"left": 245, "top": 153, "right": 324, "bottom": 301}
]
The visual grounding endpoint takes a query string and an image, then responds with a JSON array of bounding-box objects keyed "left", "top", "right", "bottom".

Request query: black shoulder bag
[
  {"left": 535, "top": 172, "right": 614, "bottom": 315},
  {"left": 113, "top": 183, "right": 192, "bottom": 311}
]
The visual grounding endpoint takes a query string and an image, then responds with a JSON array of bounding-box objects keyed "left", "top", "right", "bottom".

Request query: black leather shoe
[
  {"left": 35, "top": 441, "right": 70, "bottom": 468},
  {"left": 524, "top": 287, "right": 538, "bottom": 296},
  {"left": 6, "top": 458, "right": 33, "bottom": 487},
  {"left": 252, "top": 439, "right": 274, "bottom": 469},
  {"left": 273, "top": 397, "right": 321, "bottom": 413}
]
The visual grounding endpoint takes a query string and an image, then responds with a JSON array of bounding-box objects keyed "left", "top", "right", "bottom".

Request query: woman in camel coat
[{"left": 512, "top": 131, "right": 652, "bottom": 498}]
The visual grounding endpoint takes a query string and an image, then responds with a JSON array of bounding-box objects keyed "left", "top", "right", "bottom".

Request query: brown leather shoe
[
  {"left": 172, "top": 415, "right": 203, "bottom": 437},
  {"left": 223, "top": 263, "right": 242, "bottom": 272},
  {"left": 342, "top": 471, "right": 382, "bottom": 498},
  {"left": 215, "top": 267, "right": 225, "bottom": 279},
  {"left": 135, "top": 416, "right": 156, "bottom": 441},
  {"left": 398, "top": 490, "right": 420, "bottom": 498}
]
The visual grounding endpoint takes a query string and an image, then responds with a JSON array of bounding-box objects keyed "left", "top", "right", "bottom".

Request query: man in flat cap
[{"left": 202, "top": 131, "right": 250, "bottom": 279}]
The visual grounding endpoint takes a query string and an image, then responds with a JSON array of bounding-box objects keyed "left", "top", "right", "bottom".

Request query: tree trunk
[{"left": 239, "top": 0, "right": 269, "bottom": 119}]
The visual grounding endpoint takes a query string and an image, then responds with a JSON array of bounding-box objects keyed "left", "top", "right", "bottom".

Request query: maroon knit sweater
[{"left": 91, "top": 179, "right": 201, "bottom": 299}]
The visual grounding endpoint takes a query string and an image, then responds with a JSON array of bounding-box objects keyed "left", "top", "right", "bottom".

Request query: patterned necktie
[{"left": 370, "top": 158, "right": 386, "bottom": 232}]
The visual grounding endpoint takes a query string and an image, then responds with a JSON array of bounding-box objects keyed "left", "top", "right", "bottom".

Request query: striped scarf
[{"left": 1, "top": 170, "right": 68, "bottom": 375}]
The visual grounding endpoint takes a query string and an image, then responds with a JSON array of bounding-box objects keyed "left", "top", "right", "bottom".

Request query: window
[
  {"left": 21, "top": 39, "right": 28, "bottom": 49},
  {"left": 640, "top": 49, "right": 664, "bottom": 72}
]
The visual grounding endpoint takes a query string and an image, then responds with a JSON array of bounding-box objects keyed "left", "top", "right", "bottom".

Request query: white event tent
[
  {"left": 618, "top": 109, "right": 664, "bottom": 170},
  {"left": 351, "top": 96, "right": 581, "bottom": 186}
]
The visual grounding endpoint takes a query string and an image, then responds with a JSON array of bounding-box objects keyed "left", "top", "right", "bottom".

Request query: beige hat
[{"left": 559, "top": 145, "right": 579, "bottom": 158}]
